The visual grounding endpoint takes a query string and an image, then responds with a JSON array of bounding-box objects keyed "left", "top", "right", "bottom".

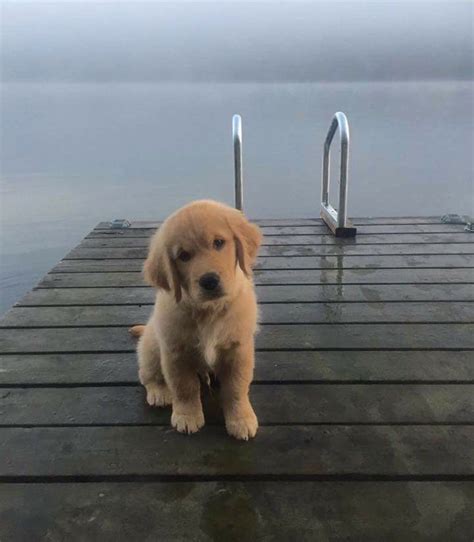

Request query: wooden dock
[{"left": 0, "top": 216, "right": 473, "bottom": 540}]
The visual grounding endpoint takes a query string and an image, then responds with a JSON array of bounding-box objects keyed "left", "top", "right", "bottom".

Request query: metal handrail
[
  {"left": 320, "top": 112, "right": 356, "bottom": 237},
  {"left": 232, "top": 114, "right": 243, "bottom": 211}
]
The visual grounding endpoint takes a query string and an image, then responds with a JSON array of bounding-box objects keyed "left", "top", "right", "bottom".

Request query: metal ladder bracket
[
  {"left": 320, "top": 112, "right": 357, "bottom": 238},
  {"left": 441, "top": 214, "right": 474, "bottom": 233},
  {"left": 232, "top": 114, "right": 243, "bottom": 211},
  {"left": 320, "top": 205, "right": 357, "bottom": 238},
  {"left": 441, "top": 213, "right": 466, "bottom": 224},
  {"left": 110, "top": 219, "right": 131, "bottom": 229}
]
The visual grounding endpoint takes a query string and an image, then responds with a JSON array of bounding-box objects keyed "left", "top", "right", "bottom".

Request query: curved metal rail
[
  {"left": 232, "top": 114, "right": 243, "bottom": 211},
  {"left": 321, "top": 112, "right": 357, "bottom": 237}
]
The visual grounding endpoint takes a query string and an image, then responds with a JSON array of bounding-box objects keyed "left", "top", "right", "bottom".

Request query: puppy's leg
[
  {"left": 137, "top": 325, "right": 172, "bottom": 407},
  {"left": 161, "top": 350, "right": 204, "bottom": 434},
  {"left": 217, "top": 340, "right": 258, "bottom": 440}
]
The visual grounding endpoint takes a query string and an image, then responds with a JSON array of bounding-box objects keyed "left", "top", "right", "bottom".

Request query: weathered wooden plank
[
  {"left": 1, "top": 482, "right": 472, "bottom": 541},
  {"left": 260, "top": 244, "right": 474, "bottom": 256},
  {"left": 1, "top": 351, "right": 473, "bottom": 385},
  {"left": 259, "top": 269, "right": 474, "bottom": 286},
  {"left": 77, "top": 232, "right": 473, "bottom": 252},
  {"left": 52, "top": 253, "right": 474, "bottom": 270},
  {"left": 2, "top": 385, "right": 473, "bottom": 425},
  {"left": 89, "top": 223, "right": 464, "bottom": 237},
  {"left": 2, "top": 302, "right": 474, "bottom": 328},
  {"left": 96, "top": 216, "right": 443, "bottom": 229},
  {"left": 254, "top": 217, "right": 448, "bottom": 226},
  {"left": 15, "top": 284, "right": 474, "bottom": 306},
  {"left": 62, "top": 243, "right": 474, "bottom": 259},
  {"left": 268, "top": 233, "right": 474, "bottom": 245},
  {"left": 256, "top": 255, "right": 474, "bottom": 270},
  {"left": 328, "top": 217, "right": 440, "bottom": 224},
  {"left": 1, "top": 426, "right": 472, "bottom": 477},
  {"left": 0, "top": 305, "right": 150, "bottom": 327},
  {"left": 39, "top": 268, "right": 474, "bottom": 288},
  {"left": 0, "top": 353, "right": 139, "bottom": 385},
  {"left": 262, "top": 224, "right": 463, "bottom": 234},
  {"left": 263, "top": 302, "right": 474, "bottom": 323},
  {"left": 51, "top": 260, "right": 141, "bottom": 272},
  {"left": 0, "top": 324, "right": 472, "bottom": 353}
]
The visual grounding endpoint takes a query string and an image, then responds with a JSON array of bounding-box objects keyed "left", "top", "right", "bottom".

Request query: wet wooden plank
[
  {"left": 2, "top": 302, "right": 474, "bottom": 328},
  {"left": 2, "top": 385, "right": 473, "bottom": 425},
  {"left": 260, "top": 244, "right": 474, "bottom": 256},
  {"left": 260, "top": 233, "right": 474, "bottom": 245},
  {"left": 39, "top": 269, "right": 474, "bottom": 288},
  {"left": 76, "top": 232, "right": 473, "bottom": 252},
  {"left": 0, "top": 305, "right": 150, "bottom": 327},
  {"left": 1, "top": 351, "right": 473, "bottom": 385},
  {"left": 255, "top": 269, "right": 474, "bottom": 286},
  {"left": 1, "top": 482, "right": 472, "bottom": 541},
  {"left": 260, "top": 224, "right": 463, "bottom": 235},
  {"left": 1, "top": 425, "right": 472, "bottom": 477},
  {"left": 15, "top": 284, "right": 474, "bottom": 305},
  {"left": 253, "top": 255, "right": 474, "bottom": 269},
  {"left": 90, "top": 223, "right": 464, "bottom": 237},
  {"left": 50, "top": 254, "right": 474, "bottom": 270},
  {"left": 0, "top": 324, "right": 472, "bottom": 353},
  {"left": 96, "top": 217, "right": 443, "bottom": 229},
  {"left": 61, "top": 243, "right": 474, "bottom": 259},
  {"left": 322, "top": 217, "right": 440, "bottom": 224}
]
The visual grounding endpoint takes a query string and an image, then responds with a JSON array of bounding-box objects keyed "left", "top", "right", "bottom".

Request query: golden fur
[{"left": 136, "top": 200, "right": 262, "bottom": 440}]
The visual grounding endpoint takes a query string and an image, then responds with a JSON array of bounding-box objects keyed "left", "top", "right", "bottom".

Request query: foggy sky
[{"left": 1, "top": 1, "right": 473, "bottom": 82}]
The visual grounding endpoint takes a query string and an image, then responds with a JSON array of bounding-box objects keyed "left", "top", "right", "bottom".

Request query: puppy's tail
[{"left": 128, "top": 324, "right": 146, "bottom": 338}]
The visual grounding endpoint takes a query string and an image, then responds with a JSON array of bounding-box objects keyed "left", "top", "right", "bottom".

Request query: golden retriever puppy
[{"left": 136, "top": 200, "right": 262, "bottom": 440}]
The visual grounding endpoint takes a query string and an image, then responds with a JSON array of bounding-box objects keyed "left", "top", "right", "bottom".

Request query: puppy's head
[{"left": 143, "top": 200, "right": 262, "bottom": 304}]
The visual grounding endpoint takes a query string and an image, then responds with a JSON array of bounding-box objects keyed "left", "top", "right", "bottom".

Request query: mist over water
[
  {"left": 1, "top": 2, "right": 473, "bottom": 313},
  {"left": 2, "top": 2, "right": 472, "bottom": 83}
]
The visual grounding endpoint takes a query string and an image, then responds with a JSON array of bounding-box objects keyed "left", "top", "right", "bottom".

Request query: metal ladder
[{"left": 232, "top": 112, "right": 357, "bottom": 237}]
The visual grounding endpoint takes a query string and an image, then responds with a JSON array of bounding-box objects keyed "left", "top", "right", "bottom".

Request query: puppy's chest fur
[{"left": 195, "top": 315, "right": 239, "bottom": 369}]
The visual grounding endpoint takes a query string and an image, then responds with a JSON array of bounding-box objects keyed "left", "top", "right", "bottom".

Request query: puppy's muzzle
[{"left": 199, "top": 273, "right": 222, "bottom": 297}]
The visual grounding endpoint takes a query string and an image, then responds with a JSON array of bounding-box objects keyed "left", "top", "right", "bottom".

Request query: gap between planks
[{"left": 2, "top": 474, "right": 474, "bottom": 483}]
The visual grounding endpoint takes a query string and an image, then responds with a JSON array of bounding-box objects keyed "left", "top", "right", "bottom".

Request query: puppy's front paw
[
  {"left": 145, "top": 383, "right": 173, "bottom": 407},
  {"left": 226, "top": 411, "right": 259, "bottom": 441},
  {"left": 171, "top": 410, "right": 205, "bottom": 434}
]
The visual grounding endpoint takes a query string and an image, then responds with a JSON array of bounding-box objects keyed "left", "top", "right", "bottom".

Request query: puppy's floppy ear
[
  {"left": 231, "top": 212, "right": 262, "bottom": 276},
  {"left": 143, "top": 230, "right": 168, "bottom": 289},
  {"left": 143, "top": 230, "right": 182, "bottom": 302}
]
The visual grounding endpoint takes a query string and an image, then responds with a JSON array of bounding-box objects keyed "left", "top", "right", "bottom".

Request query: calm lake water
[{"left": 1, "top": 80, "right": 473, "bottom": 313}]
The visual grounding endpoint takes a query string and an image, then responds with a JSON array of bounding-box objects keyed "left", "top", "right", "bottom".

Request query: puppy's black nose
[{"left": 199, "top": 273, "right": 220, "bottom": 291}]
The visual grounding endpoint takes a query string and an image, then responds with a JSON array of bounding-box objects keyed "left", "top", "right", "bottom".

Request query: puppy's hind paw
[
  {"left": 226, "top": 413, "right": 259, "bottom": 441},
  {"left": 145, "top": 383, "right": 173, "bottom": 407},
  {"left": 171, "top": 411, "right": 205, "bottom": 434}
]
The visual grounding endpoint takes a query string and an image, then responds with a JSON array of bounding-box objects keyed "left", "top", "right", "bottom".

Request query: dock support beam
[{"left": 321, "top": 112, "right": 357, "bottom": 237}]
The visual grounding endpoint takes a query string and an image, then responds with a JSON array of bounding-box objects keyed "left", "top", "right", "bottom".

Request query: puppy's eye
[
  {"left": 178, "top": 250, "right": 191, "bottom": 262},
  {"left": 213, "top": 239, "right": 225, "bottom": 250}
]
